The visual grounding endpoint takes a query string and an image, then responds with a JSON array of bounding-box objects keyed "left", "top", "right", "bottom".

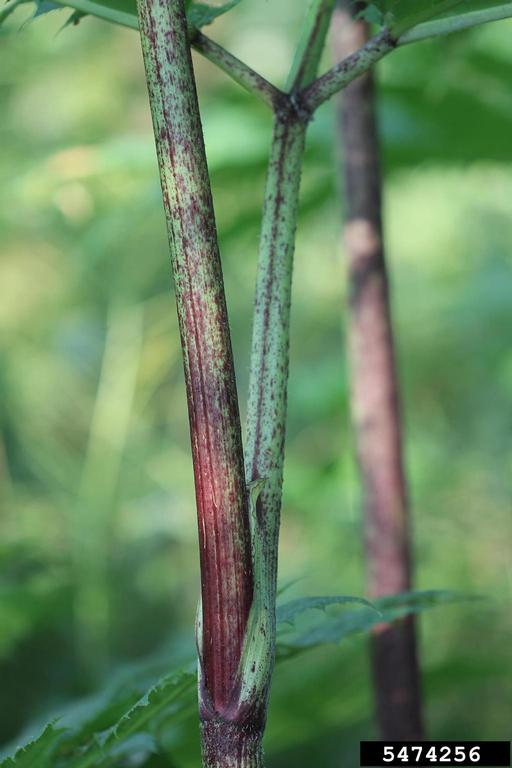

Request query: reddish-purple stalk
[
  {"left": 136, "top": 0, "right": 253, "bottom": 725},
  {"left": 333, "top": 1, "right": 423, "bottom": 740}
]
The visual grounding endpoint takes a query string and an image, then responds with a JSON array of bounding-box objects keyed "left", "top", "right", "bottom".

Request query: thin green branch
[
  {"left": 55, "top": 0, "right": 138, "bottom": 29},
  {"left": 390, "top": 0, "right": 464, "bottom": 38},
  {"left": 245, "top": 111, "right": 306, "bottom": 615},
  {"left": 399, "top": 2, "right": 512, "bottom": 45},
  {"left": 299, "top": 2, "right": 512, "bottom": 115},
  {"left": 191, "top": 30, "right": 287, "bottom": 110},
  {"left": 287, "top": 0, "right": 336, "bottom": 91},
  {"left": 298, "top": 27, "right": 396, "bottom": 114},
  {"left": 46, "top": 0, "right": 284, "bottom": 109},
  {"left": 245, "top": 0, "right": 334, "bottom": 632},
  {"left": 0, "top": 0, "right": 31, "bottom": 25}
]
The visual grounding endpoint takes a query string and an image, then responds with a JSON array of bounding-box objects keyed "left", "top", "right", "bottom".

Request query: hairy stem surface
[
  {"left": 136, "top": 0, "right": 253, "bottom": 722},
  {"left": 245, "top": 0, "right": 335, "bottom": 651},
  {"left": 333, "top": 3, "right": 423, "bottom": 740},
  {"left": 191, "top": 31, "right": 287, "bottom": 111},
  {"left": 201, "top": 721, "right": 264, "bottom": 768},
  {"left": 245, "top": 110, "right": 306, "bottom": 629},
  {"left": 300, "top": 26, "right": 395, "bottom": 113}
]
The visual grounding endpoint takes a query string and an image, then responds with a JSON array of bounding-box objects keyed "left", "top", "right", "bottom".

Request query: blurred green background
[{"left": 1, "top": 2, "right": 511, "bottom": 764}]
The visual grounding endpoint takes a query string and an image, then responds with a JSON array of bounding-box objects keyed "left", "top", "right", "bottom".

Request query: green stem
[
  {"left": 192, "top": 31, "right": 287, "bottom": 110},
  {"left": 243, "top": 0, "right": 335, "bottom": 723},
  {"left": 287, "top": 0, "right": 336, "bottom": 91},
  {"left": 297, "top": 2, "right": 512, "bottom": 116},
  {"left": 245, "top": 109, "right": 306, "bottom": 619},
  {"left": 135, "top": 0, "right": 253, "bottom": 717},
  {"left": 0, "top": 0, "right": 31, "bottom": 24},
  {"left": 399, "top": 2, "right": 512, "bottom": 45},
  {"left": 298, "top": 28, "right": 396, "bottom": 114}
]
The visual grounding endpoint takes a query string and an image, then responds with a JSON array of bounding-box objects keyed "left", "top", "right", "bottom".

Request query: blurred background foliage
[{"left": 0, "top": 1, "right": 511, "bottom": 764}]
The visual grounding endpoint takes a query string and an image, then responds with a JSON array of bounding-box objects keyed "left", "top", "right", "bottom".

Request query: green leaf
[
  {"left": 358, "top": 3, "right": 386, "bottom": 25},
  {"left": 60, "top": 8, "right": 86, "bottom": 26},
  {"left": 358, "top": 0, "right": 512, "bottom": 36},
  {"left": 56, "top": 0, "right": 137, "bottom": 29},
  {"left": 187, "top": 0, "right": 242, "bottom": 28},
  {"left": 277, "top": 594, "right": 376, "bottom": 626},
  {"left": 375, "top": 589, "right": 483, "bottom": 617},
  {"left": 1, "top": 591, "right": 483, "bottom": 766},
  {"left": 276, "top": 577, "right": 303, "bottom": 598},
  {"left": 33, "top": 0, "right": 61, "bottom": 16},
  {"left": 84, "top": 669, "right": 195, "bottom": 764},
  {"left": 277, "top": 590, "right": 482, "bottom": 659},
  {"left": 362, "top": 1, "right": 464, "bottom": 35},
  {"left": 399, "top": 2, "right": 512, "bottom": 43},
  {"left": 0, "top": 0, "right": 242, "bottom": 31},
  {"left": 0, "top": 669, "right": 195, "bottom": 768},
  {"left": 0, "top": 724, "right": 67, "bottom": 768}
]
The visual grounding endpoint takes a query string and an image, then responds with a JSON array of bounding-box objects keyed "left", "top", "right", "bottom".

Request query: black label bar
[{"left": 360, "top": 741, "right": 511, "bottom": 767}]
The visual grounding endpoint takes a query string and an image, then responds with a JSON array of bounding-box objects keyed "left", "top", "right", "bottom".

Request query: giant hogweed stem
[{"left": 136, "top": 0, "right": 253, "bottom": 725}]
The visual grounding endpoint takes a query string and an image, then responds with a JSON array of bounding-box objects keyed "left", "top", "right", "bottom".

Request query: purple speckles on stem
[{"left": 136, "top": 0, "right": 253, "bottom": 718}]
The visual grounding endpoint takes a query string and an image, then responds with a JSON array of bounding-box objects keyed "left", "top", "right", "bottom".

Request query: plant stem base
[{"left": 201, "top": 720, "right": 264, "bottom": 768}]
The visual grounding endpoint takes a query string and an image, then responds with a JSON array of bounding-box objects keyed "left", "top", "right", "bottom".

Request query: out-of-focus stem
[
  {"left": 136, "top": 0, "right": 253, "bottom": 724},
  {"left": 333, "top": 1, "right": 423, "bottom": 740}
]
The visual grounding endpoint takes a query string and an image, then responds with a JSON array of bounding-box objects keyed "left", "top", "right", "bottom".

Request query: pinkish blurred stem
[{"left": 333, "top": 1, "right": 423, "bottom": 740}]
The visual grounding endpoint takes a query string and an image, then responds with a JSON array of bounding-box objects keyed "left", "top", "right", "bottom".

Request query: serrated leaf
[
  {"left": 62, "top": 0, "right": 137, "bottom": 29},
  {"left": 427, "top": 0, "right": 512, "bottom": 14},
  {"left": 358, "top": 0, "right": 512, "bottom": 35},
  {"left": 0, "top": 669, "right": 195, "bottom": 768},
  {"left": 0, "top": 0, "right": 24, "bottom": 27},
  {"left": 33, "top": 0, "right": 60, "bottom": 16},
  {"left": 276, "top": 590, "right": 482, "bottom": 659},
  {"left": 187, "top": 0, "right": 242, "bottom": 28},
  {"left": 359, "top": 0, "right": 464, "bottom": 34},
  {"left": 0, "top": 724, "right": 68, "bottom": 768},
  {"left": 357, "top": 2, "right": 386, "bottom": 25},
  {"left": 400, "top": 1, "right": 512, "bottom": 42},
  {"left": 0, "top": 0, "right": 242, "bottom": 31},
  {"left": 276, "top": 577, "right": 303, "bottom": 598},
  {"left": 68, "top": 670, "right": 195, "bottom": 767},
  {"left": 1, "top": 590, "right": 484, "bottom": 765},
  {"left": 375, "top": 589, "right": 483, "bottom": 617},
  {"left": 57, "top": 7, "right": 85, "bottom": 27},
  {"left": 277, "top": 594, "right": 376, "bottom": 626}
]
